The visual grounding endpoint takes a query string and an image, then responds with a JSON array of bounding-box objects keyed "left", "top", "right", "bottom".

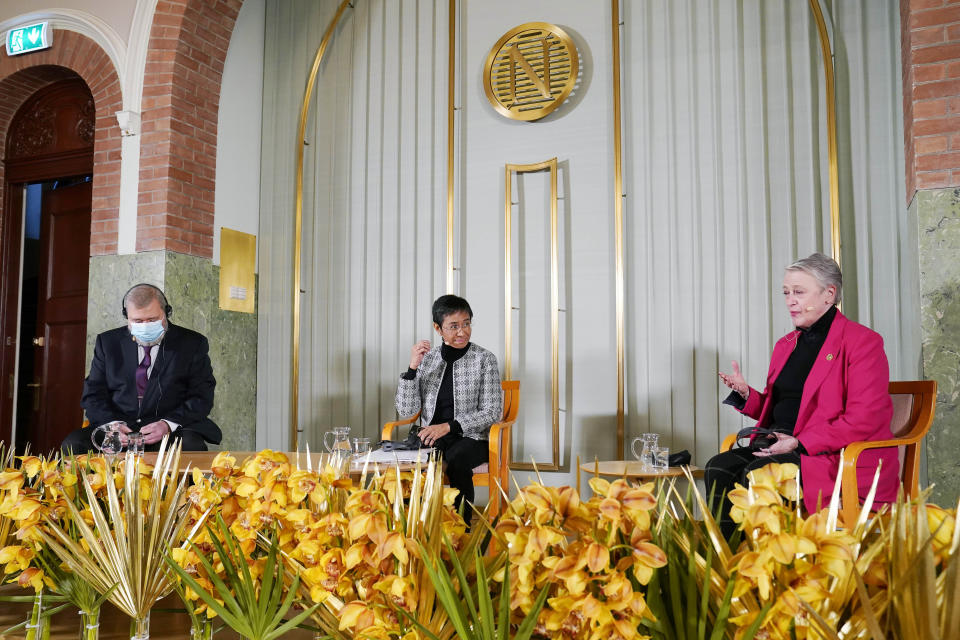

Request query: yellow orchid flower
[
  {"left": 741, "top": 503, "right": 781, "bottom": 535},
  {"left": 18, "top": 456, "right": 42, "bottom": 479},
  {"left": 621, "top": 486, "right": 657, "bottom": 513},
  {"left": 925, "top": 504, "right": 956, "bottom": 562},
  {"left": 373, "top": 574, "right": 418, "bottom": 610},
  {"left": 16, "top": 566, "right": 51, "bottom": 592},
  {"left": 210, "top": 452, "right": 237, "bottom": 478},
  {"left": 0, "top": 545, "right": 34, "bottom": 572},
  {"left": 598, "top": 497, "right": 623, "bottom": 523},
  {"left": 581, "top": 541, "right": 611, "bottom": 573},
  {"left": 338, "top": 600, "right": 376, "bottom": 631},
  {"left": 737, "top": 550, "right": 775, "bottom": 599}
]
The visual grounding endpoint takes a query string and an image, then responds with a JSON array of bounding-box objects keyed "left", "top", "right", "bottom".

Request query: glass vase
[
  {"left": 25, "top": 591, "right": 51, "bottom": 640},
  {"left": 79, "top": 608, "right": 100, "bottom": 640},
  {"left": 190, "top": 619, "right": 213, "bottom": 640},
  {"left": 130, "top": 611, "right": 150, "bottom": 640}
]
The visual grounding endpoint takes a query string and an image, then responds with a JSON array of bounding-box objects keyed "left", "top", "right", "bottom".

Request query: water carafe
[
  {"left": 323, "top": 426, "right": 352, "bottom": 453},
  {"left": 631, "top": 433, "right": 660, "bottom": 471}
]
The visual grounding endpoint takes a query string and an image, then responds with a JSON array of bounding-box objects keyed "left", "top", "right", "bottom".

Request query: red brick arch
[
  {"left": 138, "top": 0, "right": 243, "bottom": 257},
  {"left": 0, "top": 30, "right": 123, "bottom": 255}
]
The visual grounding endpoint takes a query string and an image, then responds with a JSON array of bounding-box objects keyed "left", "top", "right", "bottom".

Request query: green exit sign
[{"left": 6, "top": 22, "right": 52, "bottom": 57}]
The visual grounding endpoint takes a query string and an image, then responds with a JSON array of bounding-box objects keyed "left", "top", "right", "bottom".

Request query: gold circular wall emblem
[{"left": 483, "top": 22, "right": 579, "bottom": 122}]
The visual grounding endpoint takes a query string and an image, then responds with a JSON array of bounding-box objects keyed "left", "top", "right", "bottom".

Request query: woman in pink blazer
[{"left": 705, "top": 253, "right": 898, "bottom": 536}]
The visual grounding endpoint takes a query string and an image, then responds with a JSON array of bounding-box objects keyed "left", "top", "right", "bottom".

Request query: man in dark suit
[{"left": 61, "top": 283, "right": 221, "bottom": 453}]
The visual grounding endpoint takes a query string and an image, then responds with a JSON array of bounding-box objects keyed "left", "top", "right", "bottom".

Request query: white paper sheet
[{"left": 352, "top": 448, "right": 436, "bottom": 465}]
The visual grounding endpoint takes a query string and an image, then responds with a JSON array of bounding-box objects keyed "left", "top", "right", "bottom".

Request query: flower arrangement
[
  {"left": 1, "top": 440, "right": 203, "bottom": 640},
  {"left": 166, "top": 449, "right": 481, "bottom": 639},
  {"left": 1, "top": 442, "right": 958, "bottom": 640},
  {"left": 491, "top": 478, "right": 667, "bottom": 639}
]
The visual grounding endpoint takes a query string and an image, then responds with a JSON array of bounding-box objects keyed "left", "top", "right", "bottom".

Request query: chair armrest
[
  {"left": 488, "top": 419, "right": 515, "bottom": 468},
  {"left": 382, "top": 412, "right": 420, "bottom": 440},
  {"left": 720, "top": 433, "right": 737, "bottom": 452},
  {"left": 844, "top": 434, "right": 924, "bottom": 461},
  {"left": 840, "top": 437, "right": 916, "bottom": 527}
]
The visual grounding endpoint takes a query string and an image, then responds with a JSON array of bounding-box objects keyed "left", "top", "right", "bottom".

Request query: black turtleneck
[
  {"left": 431, "top": 343, "right": 470, "bottom": 434},
  {"left": 403, "top": 342, "right": 470, "bottom": 436},
  {"left": 771, "top": 305, "right": 837, "bottom": 435}
]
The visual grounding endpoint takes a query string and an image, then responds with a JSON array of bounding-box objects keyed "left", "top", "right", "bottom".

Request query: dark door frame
[{"left": 0, "top": 82, "right": 94, "bottom": 447}]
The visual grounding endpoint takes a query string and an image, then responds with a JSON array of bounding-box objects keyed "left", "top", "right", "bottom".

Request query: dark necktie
[{"left": 136, "top": 347, "right": 151, "bottom": 400}]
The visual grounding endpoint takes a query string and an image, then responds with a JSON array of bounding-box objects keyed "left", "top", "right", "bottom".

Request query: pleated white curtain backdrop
[
  {"left": 256, "top": 0, "right": 916, "bottom": 487},
  {"left": 257, "top": 0, "right": 449, "bottom": 450}
]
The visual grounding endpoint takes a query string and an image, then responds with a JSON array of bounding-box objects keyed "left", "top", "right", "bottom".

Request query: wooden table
[{"left": 578, "top": 460, "right": 703, "bottom": 479}]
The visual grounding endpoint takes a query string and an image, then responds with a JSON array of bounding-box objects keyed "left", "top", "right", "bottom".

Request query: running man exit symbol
[{"left": 6, "top": 22, "right": 52, "bottom": 56}]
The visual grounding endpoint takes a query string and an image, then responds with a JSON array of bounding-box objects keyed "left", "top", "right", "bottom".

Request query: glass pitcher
[
  {"left": 323, "top": 426, "right": 352, "bottom": 453},
  {"left": 91, "top": 421, "right": 125, "bottom": 456},
  {"left": 631, "top": 433, "right": 659, "bottom": 470}
]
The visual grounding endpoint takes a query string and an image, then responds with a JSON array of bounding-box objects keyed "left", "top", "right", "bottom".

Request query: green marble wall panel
[
  {"left": 916, "top": 187, "right": 960, "bottom": 505},
  {"left": 86, "top": 251, "right": 258, "bottom": 450}
]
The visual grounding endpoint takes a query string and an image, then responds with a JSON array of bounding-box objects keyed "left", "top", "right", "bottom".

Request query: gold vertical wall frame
[
  {"left": 611, "top": 0, "right": 625, "bottom": 458},
  {"left": 505, "top": 158, "right": 560, "bottom": 471},
  {"left": 291, "top": 0, "right": 354, "bottom": 451},
  {"left": 808, "top": 0, "right": 841, "bottom": 275},
  {"left": 446, "top": 0, "right": 456, "bottom": 292}
]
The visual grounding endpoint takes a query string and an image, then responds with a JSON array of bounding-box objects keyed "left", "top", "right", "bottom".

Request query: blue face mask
[{"left": 129, "top": 320, "right": 165, "bottom": 344}]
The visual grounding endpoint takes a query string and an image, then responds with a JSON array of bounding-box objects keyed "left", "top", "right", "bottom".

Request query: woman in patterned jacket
[{"left": 396, "top": 294, "right": 503, "bottom": 522}]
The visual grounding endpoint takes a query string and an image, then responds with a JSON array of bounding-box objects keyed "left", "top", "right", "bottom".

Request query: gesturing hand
[
  {"left": 409, "top": 340, "right": 431, "bottom": 370},
  {"left": 719, "top": 360, "right": 749, "bottom": 399}
]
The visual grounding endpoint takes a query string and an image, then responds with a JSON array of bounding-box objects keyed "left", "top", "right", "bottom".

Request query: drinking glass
[
  {"left": 653, "top": 446, "right": 670, "bottom": 471},
  {"left": 127, "top": 432, "right": 145, "bottom": 456},
  {"left": 352, "top": 437, "right": 371, "bottom": 458}
]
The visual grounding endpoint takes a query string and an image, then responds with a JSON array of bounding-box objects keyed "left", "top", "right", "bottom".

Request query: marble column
[
  {"left": 86, "top": 250, "right": 257, "bottom": 450},
  {"left": 916, "top": 188, "right": 960, "bottom": 505}
]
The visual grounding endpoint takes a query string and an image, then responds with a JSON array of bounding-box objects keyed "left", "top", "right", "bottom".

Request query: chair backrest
[{"left": 887, "top": 380, "right": 937, "bottom": 495}]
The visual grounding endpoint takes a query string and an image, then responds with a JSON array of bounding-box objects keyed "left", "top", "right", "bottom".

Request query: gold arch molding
[
  {"left": 291, "top": 0, "right": 355, "bottom": 450},
  {"left": 608, "top": 0, "right": 842, "bottom": 457}
]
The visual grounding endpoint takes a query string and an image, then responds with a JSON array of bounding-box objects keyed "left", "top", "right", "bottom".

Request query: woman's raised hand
[
  {"left": 409, "top": 339, "right": 431, "bottom": 369},
  {"left": 719, "top": 360, "right": 749, "bottom": 399}
]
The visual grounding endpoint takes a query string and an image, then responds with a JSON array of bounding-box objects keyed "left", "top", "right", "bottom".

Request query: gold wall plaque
[
  {"left": 483, "top": 22, "right": 579, "bottom": 122},
  {"left": 219, "top": 227, "right": 256, "bottom": 314}
]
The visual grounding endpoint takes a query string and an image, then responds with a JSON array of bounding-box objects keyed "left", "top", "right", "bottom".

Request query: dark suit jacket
[{"left": 81, "top": 324, "right": 221, "bottom": 444}]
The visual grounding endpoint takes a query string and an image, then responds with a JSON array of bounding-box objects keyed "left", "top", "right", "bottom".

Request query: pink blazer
[{"left": 737, "top": 311, "right": 899, "bottom": 513}]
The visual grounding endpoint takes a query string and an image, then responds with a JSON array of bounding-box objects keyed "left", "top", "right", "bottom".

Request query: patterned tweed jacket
[{"left": 395, "top": 343, "right": 503, "bottom": 441}]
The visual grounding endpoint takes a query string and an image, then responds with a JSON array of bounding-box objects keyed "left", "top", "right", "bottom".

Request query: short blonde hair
[{"left": 786, "top": 252, "right": 842, "bottom": 305}]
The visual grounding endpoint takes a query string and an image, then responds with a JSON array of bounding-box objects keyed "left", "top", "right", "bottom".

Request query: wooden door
[
  {"left": 0, "top": 77, "right": 94, "bottom": 451},
  {"left": 23, "top": 181, "right": 91, "bottom": 453}
]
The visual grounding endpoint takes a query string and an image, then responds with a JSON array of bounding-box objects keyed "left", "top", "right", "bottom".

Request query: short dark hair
[{"left": 432, "top": 294, "right": 473, "bottom": 327}]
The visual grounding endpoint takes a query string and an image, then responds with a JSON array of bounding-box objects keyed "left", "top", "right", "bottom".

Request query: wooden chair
[
  {"left": 719, "top": 380, "right": 937, "bottom": 526},
  {"left": 382, "top": 380, "right": 519, "bottom": 517},
  {"left": 839, "top": 380, "right": 936, "bottom": 526}
]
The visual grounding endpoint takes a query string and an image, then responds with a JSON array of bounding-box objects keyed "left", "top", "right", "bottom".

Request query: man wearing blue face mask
[{"left": 60, "top": 283, "right": 221, "bottom": 453}]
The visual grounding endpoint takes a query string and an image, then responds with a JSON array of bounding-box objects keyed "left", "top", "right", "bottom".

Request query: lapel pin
[{"left": 826, "top": 353, "right": 834, "bottom": 361}]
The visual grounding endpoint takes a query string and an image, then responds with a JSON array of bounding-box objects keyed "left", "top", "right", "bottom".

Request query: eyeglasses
[{"left": 442, "top": 320, "right": 472, "bottom": 332}]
